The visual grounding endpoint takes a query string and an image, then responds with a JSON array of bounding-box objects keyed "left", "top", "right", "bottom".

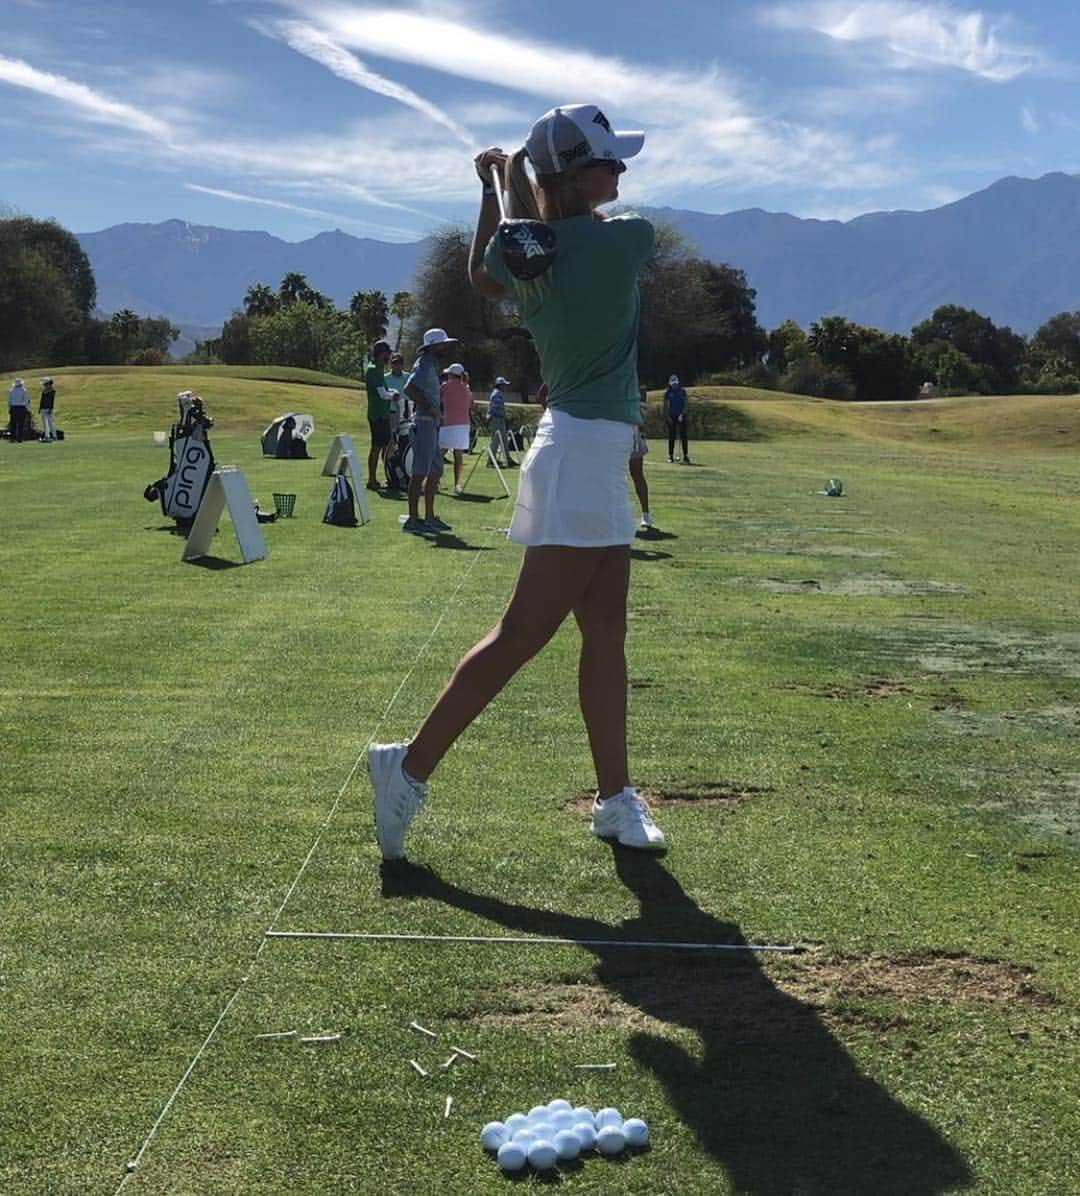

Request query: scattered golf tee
[
  {"left": 450, "top": 1045, "right": 477, "bottom": 1060},
  {"left": 575, "top": 1062, "right": 617, "bottom": 1069},
  {"left": 299, "top": 1033, "right": 341, "bottom": 1043},
  {"left": 440, "top": 1054, "right": 458, "bottom": 1071},
  {"left": 444, "top": 1096, "right": 454, "bottom": 1120},
  {"left": 409, "top": 1020, "right": 436, "bottom": 1038},
  {"left": 254, "top": 1030, "right": 296, "bottom": 1040},
  {"left": 409, "top": 1059, "right": 429, "bottom": 1077}
]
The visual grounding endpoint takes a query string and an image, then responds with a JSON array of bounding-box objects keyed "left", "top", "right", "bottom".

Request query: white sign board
[
  {"left": 182, "top": 467, "right": 267, "bottom": 564},
  {"left": 321, "top": 433, "right": 371, "bottom": 524}
]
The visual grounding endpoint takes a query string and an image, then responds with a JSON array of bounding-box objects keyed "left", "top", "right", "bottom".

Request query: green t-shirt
[
  {"left": 365, "top": 361, "right": 391, "bottom": 419},
  {"left": 484, "top": 212, "right": 654, "bottom": 424}
]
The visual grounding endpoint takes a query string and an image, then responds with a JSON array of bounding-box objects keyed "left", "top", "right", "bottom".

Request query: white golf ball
[
  {"left": 553, "top": 1130, "right": 581, "bottom": 1160},
  {"left": 531, "top": 1121, "right": 555, "bottom": 1140},
  {"left": 512, "top": 1128, "right": 538, "bottom": 1147},
  {"left": 551, "top": 1110, "right": 577, "bottom": 1130},
  {"left": 497, "top": 1141, "right": 527, "bottom": 1172},
  {"left": 527, "top": 1139, "right": 558, "bottom": 1171},
  {"left": 573, "top": 1121, "right": 597, "bottom": 1150},
  {"left": 480, "top": 1121, "right": 508, "bottom": 1151},
  {"left": 547, "top": 1098, "right": 573, "bottom": 1114},
  {"left": 572, "top": 1106, "right": 595, "bottom": 1124},
  {"left": 596, "top": 1125, "right": 626, "bottom": 1155},
  {"left": 623, "top": 1117, "right": 650, "bottom": 1147},
  {"left": 595, "top": 1107, "right": 623, "bottom": 1128},
  {"left": 504, "top": 1112, "right": 528, "bottom": 1135},
  {"left": 528, "top": 1104, "right": 549, "bottom": 1120}
]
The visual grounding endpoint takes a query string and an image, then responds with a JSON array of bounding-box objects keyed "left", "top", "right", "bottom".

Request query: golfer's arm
[
  {"left": 405, "top": 381, "right": 435, "bottom": 418},
  {"left": 469, "top": 194, "right": 505, "bottom": 299}
]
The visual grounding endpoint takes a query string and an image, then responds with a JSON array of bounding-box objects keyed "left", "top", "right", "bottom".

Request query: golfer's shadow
[{"left": 381, "top": 855, "right": 971, "bottom": 1195}]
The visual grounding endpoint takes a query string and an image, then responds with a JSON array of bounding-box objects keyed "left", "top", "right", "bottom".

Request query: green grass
[{"left": 1, "top": 368, "right": 1078, "bottom": 1194}]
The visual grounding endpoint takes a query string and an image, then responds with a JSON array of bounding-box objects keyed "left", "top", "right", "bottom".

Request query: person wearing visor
[{"left": 369, "top": 103, "right": 667, "bottom": 860}]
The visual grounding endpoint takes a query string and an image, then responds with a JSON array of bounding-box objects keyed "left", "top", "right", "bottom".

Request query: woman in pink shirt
[{"left": 439, "top": 362, "right": 474, "bottom": 494}]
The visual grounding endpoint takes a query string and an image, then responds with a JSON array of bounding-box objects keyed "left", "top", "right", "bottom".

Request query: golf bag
[
  {"left": 143, "top": 392, "right": 216, "bottom": 529},
  {"left": 323, "top": 475, "right": 358, "bottom": 526},
  {"left": 384, "top": 422, "right": 413, "bottom": 490}
]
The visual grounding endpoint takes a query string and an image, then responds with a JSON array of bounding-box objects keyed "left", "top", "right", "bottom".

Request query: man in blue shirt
[
  {"left": 663, "top": 374, "right": 690, "bottom": 463},
  {"left": 402, "top": 327, "right": 456, "bottom": 534},
  {"left": 486, "top": 376, "right": 516, "bottom": 467}
]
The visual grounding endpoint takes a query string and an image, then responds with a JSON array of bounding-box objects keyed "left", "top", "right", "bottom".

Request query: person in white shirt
[{"left": 7, "top": 378, "right": 31, "bottom": 442}]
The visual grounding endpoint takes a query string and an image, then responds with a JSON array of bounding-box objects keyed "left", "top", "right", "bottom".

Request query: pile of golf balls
[{"left": 480, "top": 1099, "right": 650, "bottom": 1173}]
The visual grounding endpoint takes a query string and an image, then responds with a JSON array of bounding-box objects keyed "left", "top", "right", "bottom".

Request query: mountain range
[{"left": 76, "top": 172, "right": 1080, "bottom": 353}]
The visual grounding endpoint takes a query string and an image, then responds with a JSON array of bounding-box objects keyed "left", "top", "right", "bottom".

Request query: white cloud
[
  {"left": 1020, "top": 103, "right": 1040, "bottom": 135},
  {"left": 0, "top": 54, "right": 173, "bottom": 139},
  {"left": 764, "top": 2, "right": 1043, "bottom": 82},
  {"left": 184, "top": 183, "right": 421, "bottom": 237},
  {"left": 265, "top": 3, "right": 907, "bottom": 200},
  {"left": 263, "top": 19, "right": 474, "bottom": 145}
]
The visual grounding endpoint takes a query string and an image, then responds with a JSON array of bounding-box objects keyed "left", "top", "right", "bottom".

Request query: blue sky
[{"left": 2, "top": 0, "right": 1078, "bottom": 242}]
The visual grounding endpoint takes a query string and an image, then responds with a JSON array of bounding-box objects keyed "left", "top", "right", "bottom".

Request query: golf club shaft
[{"left": 489, "top": 163, "right": 508, "bottom": 222}]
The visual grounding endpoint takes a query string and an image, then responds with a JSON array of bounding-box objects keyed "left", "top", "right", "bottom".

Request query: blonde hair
[{"left": 504, "top": 148, "right": 592, "bottom": 222}]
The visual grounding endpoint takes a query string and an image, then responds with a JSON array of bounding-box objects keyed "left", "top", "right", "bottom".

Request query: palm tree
[
  {"left": 350, "top": 289, "right": 389, "bottom": 357},
  {"left": 110, "top": 308, "right": 141, "bottom": 362},
  {"left": 279, "top": 271, "right": 310, "bottom": 307},
  {"left": 244, "top": 282, "right": 277, "bottom": 318},
  {"left": 390, "top": 290, "right": 417, "bottom": 350}
]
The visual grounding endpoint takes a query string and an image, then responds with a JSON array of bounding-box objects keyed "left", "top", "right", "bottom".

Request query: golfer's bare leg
[
  {"left": 454, "top": 449, "right": 464, "bottom": 487},
  {"left": 629, "top": 456, "right": 649, "bottom": 514},
  {"left": 407, "top": 473, "right": 424, "bottom": 521},
  {"left": 572, "top": 547, "right": 631, "bottom": 797},
  {"left": 404, "top": 546, "right": 605, "bottom": 780},
  {"left": 423, "top": 474, "right": 439, "bottom": 520}
]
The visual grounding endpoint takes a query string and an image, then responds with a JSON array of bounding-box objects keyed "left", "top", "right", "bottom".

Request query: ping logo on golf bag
[{"left": 164, "top": 435, "right": 213, "bottom": 517}]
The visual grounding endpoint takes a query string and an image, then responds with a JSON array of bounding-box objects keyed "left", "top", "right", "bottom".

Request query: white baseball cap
[
  {"left": 668, "top": 375, "right": 680, "bottom": 386},
  {"left": 494, "top": 376, "right": 510, "bottom": 386},
  {"left": 421, "top": 327, "right": 458, "bottom": 349},
  {"left": 525, "top": 104, "right": 644, "bottom": 175},
  {"left": 446, "top": 362, "right": 465, "bottom": 376}
]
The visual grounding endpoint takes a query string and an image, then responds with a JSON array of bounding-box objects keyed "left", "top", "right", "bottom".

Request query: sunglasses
[{"left": 583, "top": 158, "right": 624, "bottom": 174}]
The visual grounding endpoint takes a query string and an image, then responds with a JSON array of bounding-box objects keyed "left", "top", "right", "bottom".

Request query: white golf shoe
[
  {"left": 640, "top": 512, "right": 654, "bottom": 529},
  {"left": 590, "top": 788, "right": 667, "bottom": 851},
  {"left": 369, "top": 742, "right": 428, "bottom": 860}
]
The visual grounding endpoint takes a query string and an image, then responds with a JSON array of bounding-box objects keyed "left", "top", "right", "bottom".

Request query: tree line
[
  {"left": 0, "top": 216, "right": 178, "bottom": 370},
  {"left": 6, "top": 211, "right": 1080, "bottom": 401}
]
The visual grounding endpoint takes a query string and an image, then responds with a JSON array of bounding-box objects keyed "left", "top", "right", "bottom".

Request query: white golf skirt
[
  {"left": 439, "top": 423, "right": 470, "bottom": 451},
  {"left": 508, "top": 408, "right": 637, "bottom": 548}
]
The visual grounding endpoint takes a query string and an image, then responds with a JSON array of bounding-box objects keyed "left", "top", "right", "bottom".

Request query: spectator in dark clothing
[
  {"left": 39, "top": 377, "right": 57, "bottom": 441},
  {"left": 7, "top": 378, "right": 31, "bottom": 442},
  {"left": 663, "top": 374, "right": 690, "bottom": 463}
]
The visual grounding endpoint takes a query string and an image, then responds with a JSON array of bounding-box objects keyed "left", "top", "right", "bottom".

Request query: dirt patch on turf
[
  {"left": 971, "top": 771, "right": 1080, "bottom": 842},
  {"left": 567, "top": 781, "right": 770, "bottom": 813},
  {"left": 936, "top": 704, "right": 1080, "bottom": 738},
  {"left": 732, "top": 574, "right": 974, "bottom": 597},
  {"left": 456, "top": 952, "right": 1055, "bottom": 1036},
  {"left": 881, "top": 624, "right": 1080, "bottom": 679},
  {"left": 736, "top": 543, "right": 895, "bottom": 560},
  {"left": 781, "top": 678, "right": 914, "bottom": 700}
]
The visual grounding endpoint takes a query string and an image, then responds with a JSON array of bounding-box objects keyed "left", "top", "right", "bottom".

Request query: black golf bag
[
  {"left": 143, "top": 392, "right": 216, "bottom": 529},
  {"left": 323, "top": 475, "right": 358, "bottom": 526},
  {"left": 383, "top": 422, "right": 413, "bottom": 490}
]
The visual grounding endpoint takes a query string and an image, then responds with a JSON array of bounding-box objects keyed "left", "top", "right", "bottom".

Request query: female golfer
[{"left": 369, "top": 103, "right": 665, "bottom": 859}]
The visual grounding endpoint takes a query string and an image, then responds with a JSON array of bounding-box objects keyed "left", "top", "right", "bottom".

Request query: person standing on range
[
  {"left": 663, "top": 374, "right": 690, "bottom": 463},
  {"left": 402, "top": 328, "right": 456, "bottom": 534},
  {"left": 365, "top": 340, "right": 395, "bottom": 491},
  {"left": 7, "top": 378, "right": 31, "bottom": 442},
  {"left": 38, "top": 378, "right": 58, "bottom": 441},
  {"left": 486, "top": 376, "right": 516, "bottom": 467},
  {"left": 368, "top": 102, "right": 666, "bottom": 860},
  {"left": 439, "top": 362, "right": 474, "bottom": 495}
]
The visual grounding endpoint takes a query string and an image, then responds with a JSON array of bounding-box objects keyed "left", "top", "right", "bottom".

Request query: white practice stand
[
  {"left": 182, "top": 467, "right": 267, "bottom": 564},
  {"left": 459, "top": 439, "right": 511, "bottom": 498},
  {"left": 322, "top": 433, "right": 371, "bottom": 524}
]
